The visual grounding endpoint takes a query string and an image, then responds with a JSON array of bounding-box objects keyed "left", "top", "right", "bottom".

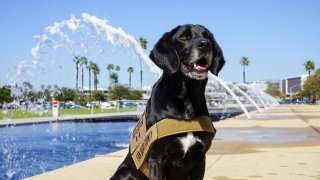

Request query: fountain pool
[{"left": 0, "top": 121, "right": 135, "bottom": 179}]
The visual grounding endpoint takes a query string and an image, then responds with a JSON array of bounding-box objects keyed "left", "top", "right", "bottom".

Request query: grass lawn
[
  {"left": 0, "top": 108, "right": 137, "bottom": 120},
  {"left": 0, "top": 110, "right": 52, "bottom": 120},
  {"left": 60, "top": 108, "right": 136, "bottom": 115}
]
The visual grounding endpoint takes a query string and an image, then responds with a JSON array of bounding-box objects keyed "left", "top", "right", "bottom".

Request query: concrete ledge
[{"left": 25, "top": 149, "right": 127, "bottom": 180}]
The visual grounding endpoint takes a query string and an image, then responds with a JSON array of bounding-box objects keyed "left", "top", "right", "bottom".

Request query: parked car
[
  {"left": 279, "top": 99, "right": 291, "bottom": 104},
  {"left": 86, "top": 102, "right": 94, "bottom": 108},
  {"left": 70, "top": 105, "right": 85, "bottom": 109},
  {"left": 293, "top": 100, "right": 307, "bottom": 105},
  {"left": 6, "top": 103, "right": 20, "bottom": 110},
  {"left": 208, "top": 100, "right": 218, "bottom": 107},
  {"left": 121, "top": 102, "right": 136, "bottom": 108},
  {"left": 100, "top": 102, "right": 113, "bottom": 109}
]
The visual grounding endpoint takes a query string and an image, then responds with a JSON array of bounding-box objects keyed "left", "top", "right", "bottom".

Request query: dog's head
[{"left": 150, "top": 24, "right": 225, "bottom": 80}]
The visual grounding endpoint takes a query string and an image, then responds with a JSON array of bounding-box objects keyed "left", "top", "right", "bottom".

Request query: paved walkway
[{"left": 26, "top": 104, "right": 320, "bottom": 180}]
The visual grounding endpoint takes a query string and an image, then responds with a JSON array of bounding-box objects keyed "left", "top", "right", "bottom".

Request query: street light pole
[
  {"left": 289, "top": 84, "right": 300, "bottom": 100},
  {"left": 140, "top": 59, "right": 143, "bottom": 91}
]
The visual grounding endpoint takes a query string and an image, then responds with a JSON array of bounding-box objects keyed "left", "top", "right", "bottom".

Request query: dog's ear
[
  {"left": 149, "top": 26, "right": 180, "bottom": 74},
  {"left": 209, "top": 34, "right": 225, "bottom": 76}
]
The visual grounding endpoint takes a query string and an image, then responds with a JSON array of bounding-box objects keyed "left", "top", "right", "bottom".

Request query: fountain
[
  {"left": 238, "top": 83, "right": 268, "bottom": 109},
  {"left": 30, "top": 13, "right": 162, "bottom": 77},
  {"left": 227, "top": 83, "right": 263, "bottom": 113},
  {"left": 206, "top": 75, "right": 281, "bottom": 120},
  {"left": 209, "top": 74, "right": 252, "bottom": 119}
]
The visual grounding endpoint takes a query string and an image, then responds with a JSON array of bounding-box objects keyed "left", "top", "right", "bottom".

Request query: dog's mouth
[{"left": 180, "top": 58, "right": 209, "bottom": 80}]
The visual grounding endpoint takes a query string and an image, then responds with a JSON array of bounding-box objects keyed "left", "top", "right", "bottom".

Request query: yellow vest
[{"left": 130, "top": 113, "right": 216, "bottom": 177}]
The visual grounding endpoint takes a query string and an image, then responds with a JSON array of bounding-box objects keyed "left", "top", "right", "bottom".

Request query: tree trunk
[
  {"left": 243, "top": 67, "right": 246, "bottom": 84},
  {"left": 129, "top": 73, "right": 132, "bottom": 90},
  {"left": 140, "top": 59, "right": 143, "bottom": 90},
  {"left": 76, "top": 67, "right": 79, "bottom": 90},
  {"left": 94, "top": 74, "right": 96, "bottom": 91},
  {"left": 94, "top": 74, "right": 98, "bottom": 91},
  {"left": 82, "top": 66, "right": 84, "bottom": 91},
  {"left": 109, "top": 71, "right": 111, "bottom": 89},
  {"left": 89, "top": 69, "right": 91, "bottom": 101}
]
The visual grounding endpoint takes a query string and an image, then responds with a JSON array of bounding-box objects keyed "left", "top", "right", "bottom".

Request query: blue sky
[{"left": 0, "top": 0, "right": 319, "bottom": 89}]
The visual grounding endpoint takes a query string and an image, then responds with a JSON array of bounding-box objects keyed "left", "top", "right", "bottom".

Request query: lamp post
[{"left": 289, "top": 84, "right": 300, "bottom": 100}]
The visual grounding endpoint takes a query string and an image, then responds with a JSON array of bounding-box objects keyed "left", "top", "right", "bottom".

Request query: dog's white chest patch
[{"left": 179, "top": 133, "right": 201, "bottom": 155}]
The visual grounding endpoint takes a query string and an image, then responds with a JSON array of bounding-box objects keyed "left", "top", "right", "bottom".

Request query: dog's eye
[{"left": 179, "top": 34, "right": 190, "bottom": 41}]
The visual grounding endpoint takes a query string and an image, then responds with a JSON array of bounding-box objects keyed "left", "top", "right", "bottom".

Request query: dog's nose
[{"left": 196, "top": 39, "right": 210, "bottom": 50}]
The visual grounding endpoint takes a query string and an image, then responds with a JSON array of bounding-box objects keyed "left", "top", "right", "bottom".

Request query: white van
[{"left": 100, "top": 102, "right": 113, "bottom": 109}]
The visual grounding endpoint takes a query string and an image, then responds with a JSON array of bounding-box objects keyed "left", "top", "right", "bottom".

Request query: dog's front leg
[
  {"left": 148, "top": 156, "right": 165, "bottom": 180},
  {"left": 189, "top": 158, "right": 206, "bottom": 180}
]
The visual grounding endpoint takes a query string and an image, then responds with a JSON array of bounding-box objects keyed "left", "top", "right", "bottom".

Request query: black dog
[{"left": 111, "top": 24, "right": 225, "bottom": 180}]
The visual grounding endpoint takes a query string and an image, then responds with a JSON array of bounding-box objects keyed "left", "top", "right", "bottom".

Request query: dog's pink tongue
[{"left": 194, "top": 64, "right": 208, "bottom": 71}]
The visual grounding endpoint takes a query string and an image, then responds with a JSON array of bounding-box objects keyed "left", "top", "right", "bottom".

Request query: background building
[
  {"left": 280, "top": 74, "right": 308, "bottom": 95},
  {"left": 249, "top": 80, "right": 269, "bottom": 92}
]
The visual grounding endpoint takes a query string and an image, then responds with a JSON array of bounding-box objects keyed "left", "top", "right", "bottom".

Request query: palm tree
[
  {"left": 106, "top": 64, "right": 114, "bottom": 88},
  {"left": 139, "top": 37, "right": 148, "bottom": 90},
  {"left": 87, "top": 61, "right": 94, "bottom": 100},
  {"left": 80, "top": 56, "right": 88, "bottom": 91},
  {"left": 304, "top": 60, "right": 315, "bottom": 76},
  {"left": 110, "top": 73, "right": 119, "bottom": 86},
  {"left": 127, "top": 67, "right": 134, "bottom": 89},
  {"left": 22, "top": 81, "right": 33, "bottom": 98},
  {"left": 115, "top": 65, "right": 120, "bottom": 72},
  {"left": 91, "top": 62, "right": 100, "bottom": 91},
  {"left": 240, "top": 56, "right": 250, "bottom": 83},
  {"left": 73, "top": 56, "right": 82, "bottom": 90},
  {"left": 115, "top": 65, "right": 120, "bottom": 86}
]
